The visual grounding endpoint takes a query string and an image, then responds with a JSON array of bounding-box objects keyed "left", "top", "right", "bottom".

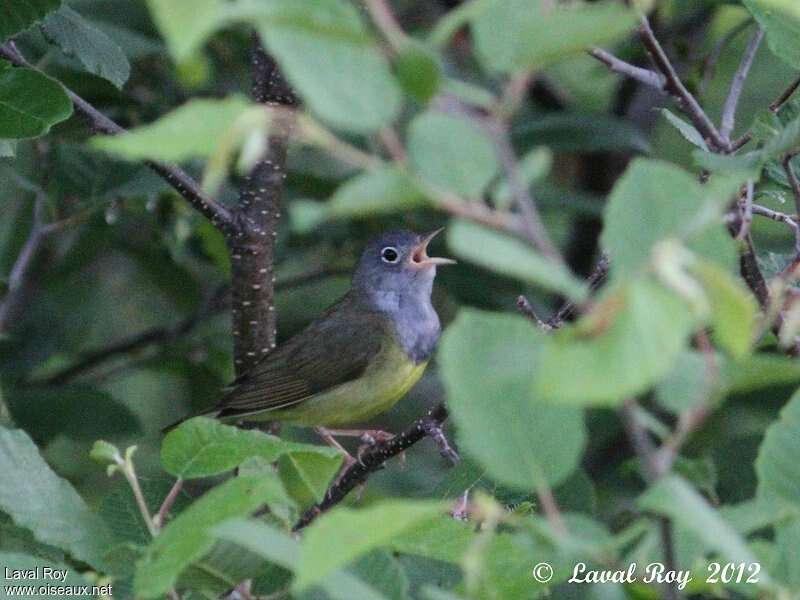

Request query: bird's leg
[
  {"left": 314, "top": 427, "right": 356, "bottom": 470},
  {"left": 322, "top": 428, "right": 406, "bottom": 469}
]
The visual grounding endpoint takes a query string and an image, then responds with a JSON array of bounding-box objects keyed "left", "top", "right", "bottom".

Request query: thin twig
[
  {"left": 546, "top": 253, "right": 609, "bottom": 328},
  {"left": 638, "top": 16, "right": 731, "bottom": 152},
  {"left": 700, "top": 18, "right": 753, "bottom": 96},
  {"left": 770, "top": 74, "right": 800, "bottom": 112},
  {"left": 363, "top": 0, "right": 406, "bottom": 50},
  {"left": 293, "top": 403, "right": 451, "bottom": 530},
  {"left": 588, "top": 48, "right": 666, "bottom": 90},
  {"left": 720, "top": 28, "right": 763, "bottom": 143},
  {"left": 516, "top": 296, "right": 552, "bottom": 331},
  {"left": 156, "top": 478, "right": 184, "bottom": 530},
  {"left": 0, "top": 43, "right": 236, "bottom": 235},
  {"left": 735, "top": 180, "right": 754, "bottom": 241}
]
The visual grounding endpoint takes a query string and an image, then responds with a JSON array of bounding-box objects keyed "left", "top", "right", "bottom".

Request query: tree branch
[
  {"left": 720, "top": 28, "right": 764, "bottom": 143},
  {"left": 0, "top": 42, "right": 237, "bottom": 235},
  {"left": 229, "top": 37, "right": 297, "bottom": 375},
  {"left": 293, "top": 403, "right": 452, "bottom": 530},
  {"left": 637, "top": 17, "right": 731, "bottom": 152},
  {"left": 587, "top": 48, "right": 666, "bottom": 90},
  {"left": 770, "top": 74, "right": 800, "bottom": 112},
  {"left": 0, "top": 194, "right": 59, "bottom": 334}
]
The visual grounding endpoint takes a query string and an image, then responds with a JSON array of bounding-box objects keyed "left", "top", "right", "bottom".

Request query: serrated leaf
[
  {"left": 447, "top": 220, "right": 588, "bottom": 301},
  {"left": 144, "top": 0, "right": 225, "bottom": 62},
  {"left": 133, "top": 476, "right": 280, "bottom": 598},
  {"left": 601, "top": 159, "right": 740, "bottom": 280},
  {"left": 295, "top": 500, "right": 445, "bottom": 591},
  {"left": 692, "top": 260, "right": 758, "bottom": 359},
  {"left": 291, "top": 166, "right": 429, "bottom": 233},
  {"left": 743, "top": 0, "right": 800, "bottom": 69},
  {"left": 0, "top": 64, "right": 73, "bottom": 139},
  {"left": 161, "top": 416, "right": 340, "bottom": 479},
  {"left": 662, "top": 108, "right": 709, "bottom": 151},
  {"left": 0, "top": 426, "right": 113, "bottom": 570},
  {"left": 471, "top": 0, "right": 639, "bottom": 73},
  {"left": 440, "top": 309, "right": 586, "bottom": 488},
  {"left": 408, "top": 110, "right": 498, "bottom": 197},
  {"left": 91, "top": 96, "right": 254, "bottom": 162},
  {"left": 278, "top": 449, "right": 343, "bottom": 505},
  {"left": 640, "top": 475, "right": 768, "bottom": 583},
  {"left": 534, "top": 278, "right": 698, "bottom": 405},
  {"left": 214, "top": 518, "right": 393, "bottom": 600},
  {"left": 42, "top": 6, "right": 130, "bottom": 88},
  {"left": 254, "top": 0, "right": 402, "bottom": 132},
  {"left": 756, "top": 389, "right": 800, "bottom": 510}
]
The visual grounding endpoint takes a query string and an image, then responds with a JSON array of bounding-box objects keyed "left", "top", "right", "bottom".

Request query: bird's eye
[{"left": 381, "top": 246, "right": 399, "bottom": 263}]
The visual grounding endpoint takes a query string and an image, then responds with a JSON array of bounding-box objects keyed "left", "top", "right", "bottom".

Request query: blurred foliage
[{"left": 3, "top": 0, "right": 800, "bottom": 599}]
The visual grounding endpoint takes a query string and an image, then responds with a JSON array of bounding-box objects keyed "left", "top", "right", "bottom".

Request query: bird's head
[{"left": 352, "top": 229, "right": 455, "bottom": 301}]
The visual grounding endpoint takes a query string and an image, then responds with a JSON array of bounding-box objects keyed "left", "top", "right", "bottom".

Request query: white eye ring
[{"left": 381, "top": 246, "right": 400, "bottom": 263}]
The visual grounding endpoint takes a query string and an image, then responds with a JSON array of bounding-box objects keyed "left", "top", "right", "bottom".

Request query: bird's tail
[{"left": 162, "top": 406, "right": 222, "bottom": 434}]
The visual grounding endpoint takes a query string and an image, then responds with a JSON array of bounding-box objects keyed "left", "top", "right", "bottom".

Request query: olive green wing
[{"left": 215, "top": 295, "right": 388, "bottom": 419}]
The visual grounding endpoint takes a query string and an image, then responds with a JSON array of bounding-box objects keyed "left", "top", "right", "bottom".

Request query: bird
[{"left": 167, "top": 228, "right": 454, "bottom": 457}]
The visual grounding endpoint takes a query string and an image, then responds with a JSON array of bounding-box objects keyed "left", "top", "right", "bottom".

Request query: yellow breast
[{"left": 268, "top": 338, "right": 428, "bottom": 427}]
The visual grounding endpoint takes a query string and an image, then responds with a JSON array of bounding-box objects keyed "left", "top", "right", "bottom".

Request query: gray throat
[{"left": 368, "top": 286, "right": 441, "bottom": 363}]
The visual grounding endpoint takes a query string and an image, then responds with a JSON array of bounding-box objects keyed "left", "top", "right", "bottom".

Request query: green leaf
[
  {"left": 390, "top": 514, "right": 475, "bottom": 563},
  {"left": 661, "top": 108, "right": 709, "bottom": 151},
  {"left": 447, "top": 220, "right": 588, "bottom": 301},
  {"left": 0, "top": 426, "right": 113, "bottom": 570},
  {"left": 440, "top": 309, "right": 586, "bottom": 488},
  {"left": 0, "top": 0, "right": 62, "bottom": 40},
  {"left": 145, "top": 0, "right": 226, "bottom": 62},
  {"left": 278, "top": 449, "right": 343, "bottom": 505},
  {"left": 0, "top": 552, "right": 95, "bottom": 597},
  {"left": 42, "top": 6, "right": 130, "bottom": 88},
  {"left": 601, "top": 159, "right": 739, "bottom": 280},
  {"left": 290, "top": 166, "right": 430, "bottom": 232},
  {"left": 6, "top": 385, "right": 140, "bottom": 444},
  {"left": 255, "top": 0, "right": 402, "bottom": 132},
  {"left": 0, "top": 64, "right": 73, "bottom": 139},
  {"left": 640, "top": 475, "right": 767, "bottom": 582},
  {"left": 295, "top": 500, "right": 445, "bottom": 590},
  {"left": 351, "top": 551, "right": 410, "bottom": 600},
  {"left": 161, "top": 416, "right": 340, "bottom": 479},
  {"left": 655, "top": 352, "right": 709, "bottom": 414},
  {"left": 408, "top": 111, "right": 498, "bottom": 197},
  {"left": 743, "top": 0, "right": 800, "bottom": 69},
  {"left": 214, "top": 518, "right": 393, "bottom": 599},
  {"left": 91, "top": 96, "right": 254, "bottom": 162},
  {"left": 534, "top": 278, "right": 697, "bottom": 405},
  {"left": 692, "top": 260, "right": 757, "bottom": 359},
  {"left": 395, "top": 42, "right": 442, "bottom": 103},
  {"left": 471, "top": 0, "right": 639, "bottom": 73},
  {"left": 133, "top": 475, "right": 280, "bottom": 598},
  {"left": 756, "top": 389, "right": 800, "bottom": 510}
]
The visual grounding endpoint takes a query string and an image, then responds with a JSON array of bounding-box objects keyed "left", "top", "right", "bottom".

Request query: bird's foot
[
  {"left": 314, "top": 426, "right": 358, "bottom": 474},
  {"left": 422, "top": 419, "right": 460, "bottom": 464}
]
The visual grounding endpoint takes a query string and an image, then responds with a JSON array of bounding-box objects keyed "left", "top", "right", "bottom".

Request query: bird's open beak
[{"left": 410, "top": 228, "right": 457, "bottom": 268}]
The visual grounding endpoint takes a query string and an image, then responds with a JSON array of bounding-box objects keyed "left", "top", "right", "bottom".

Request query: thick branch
[
  {"left": 294, "top": 403, "right": 451, "bottom": 530},
  {"left": 229, "top": 38, "right": 298, "bottom": 375}
]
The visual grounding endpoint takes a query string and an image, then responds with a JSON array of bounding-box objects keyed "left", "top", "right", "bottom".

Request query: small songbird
[{"left": 168, "top": 229, "right": 454, "bottom": 452}]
